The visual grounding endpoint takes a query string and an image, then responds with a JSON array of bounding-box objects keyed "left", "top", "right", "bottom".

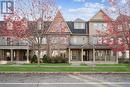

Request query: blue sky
[
  {"left": 0, "top": 0, "right": 111, "bottom": 21},
  {"left": 56, "top": 0, "right": 110, "bottom": 21}
]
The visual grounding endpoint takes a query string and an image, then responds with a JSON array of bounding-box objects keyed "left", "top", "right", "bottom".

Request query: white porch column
[
  {"left": 68, "top": 48, "right": 71, "bottom": 63},
  {"left": 10, "top": 49, "right": 13, "bottom": 62},
  {"left": 27, "top": 49, "right": 29, "bottom": 63},
  {"left": 81, "top": 48, "right": 83, "bottom": 62},
  {"left": 116, "top": 52, "right": 118, "bottom": 63},
  {"left": 93, "top": 48, "right": 95, "bottom": 62},
  {"left": 70, "top": 51, "right": 72, "bottom": 61},
  {"left": 105, "top": 50, "right": 107, "bottom": 63}
]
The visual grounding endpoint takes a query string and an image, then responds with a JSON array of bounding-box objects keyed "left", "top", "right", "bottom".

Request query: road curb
[{"left": 0, "top": 72, "right": 130, "bottom": 74}]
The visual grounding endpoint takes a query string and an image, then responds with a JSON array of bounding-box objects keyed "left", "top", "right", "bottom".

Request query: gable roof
[
  {"left": 74, "top": 18, "right": 85, "bottom": 22},
  {"left": 89, "top": 9, "right": 112, "bottom": 22},
  {"left": 47, "top": 10, "right": 71, "bottom": 34}
]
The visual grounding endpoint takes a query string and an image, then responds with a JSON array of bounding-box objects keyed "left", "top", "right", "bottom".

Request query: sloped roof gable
[
  {"left": 47, "top": 10, "right": 71, "bottom": 33},
  {"left": 89, "top": 10, "right": 111, "bottom": 22}
]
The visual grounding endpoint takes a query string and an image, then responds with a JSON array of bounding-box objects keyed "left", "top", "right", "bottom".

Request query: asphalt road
[{"left": 0, "top": 73, "right": 130, "bottom": 87}]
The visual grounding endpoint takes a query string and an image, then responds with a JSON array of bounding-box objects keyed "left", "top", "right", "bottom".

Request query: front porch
[
  {"left": 68, "top": 45, "right": 118, "bottom": 64},
  {"left": 0, "top": 46, "right": 30, "bottom": 64}
]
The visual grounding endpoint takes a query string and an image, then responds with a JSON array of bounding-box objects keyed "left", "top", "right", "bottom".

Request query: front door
[{"left": 83, "top": 50, "right": 93, "bottom": 61}]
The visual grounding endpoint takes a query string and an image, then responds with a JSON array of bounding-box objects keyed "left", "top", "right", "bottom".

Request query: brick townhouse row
[{"left": 0, "top": 10, "right": 120, "bottom": 64}]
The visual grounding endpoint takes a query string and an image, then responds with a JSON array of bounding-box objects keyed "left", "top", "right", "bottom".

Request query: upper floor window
[
  {"left": 128, "top": 24, "right": 130, "bottom": 30},
  {"left": 7, "top": 21, "right": 13, "bottom": 30},
  {"left": 118, "top": 25, "right": 123, "bottom": 31},
  {"left": 38, "top": 21, "right": 42, "bottom": 30},
  {"left": 7, "top": 37, "right": 12, "bottom": 45},
  {"left": 22, "top": 21, "right": 28, "bottom": 29},
  {"left": 93, "top": 23, "right": 107, "bottom": 31},
  {"left": 93, "top": 36, "right": 108, "bottom": 45},
  {"left": 74, "top": 22, "right": 85, "bottom": 29},
  {"left": 51, "top": 36, "right": 68, "bottom": 44},
  {"left": 42, "top": 37, "right": 47, "bottom": 44}
]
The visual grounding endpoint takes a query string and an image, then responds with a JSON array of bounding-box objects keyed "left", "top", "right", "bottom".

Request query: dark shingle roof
[{"left": 67, "top": 21, "right": 88, "bottom": 34}]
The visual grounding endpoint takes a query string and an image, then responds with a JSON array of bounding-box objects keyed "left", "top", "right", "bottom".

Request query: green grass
[
  {"left": 0, "top": 63, "right": 130, "bottom": 72},
  {"left": 23, "top": 63, "right": 71, "bottom": 66},
  {"left": 96, "top": 64, "right": 128, "bottom": 66}
]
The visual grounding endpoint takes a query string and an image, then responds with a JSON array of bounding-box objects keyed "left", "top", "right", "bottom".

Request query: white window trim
[{"left": 74, "top": 22, "right": 85, "bottom": 29}]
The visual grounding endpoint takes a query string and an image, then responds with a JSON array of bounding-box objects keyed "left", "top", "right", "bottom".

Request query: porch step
[
  {"left": 70, "top": 61, "right": 81, "bottom": 66},
  {"left": 85, "top": 62, "right": 96, "bottom": 67}
]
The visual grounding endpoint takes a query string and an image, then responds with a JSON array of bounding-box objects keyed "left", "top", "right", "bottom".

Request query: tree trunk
[
  {"left": 121, "top": 52, "right": 125, "bottom": 63},
  {"left": 129, "top": 44, "right": 130, "bottom": 66},
  {"left": 37, "top": 46, "right": 41, "bottom": 65},
  {"left": 47, "top": 36, "right": 51, "bottom": 57}
]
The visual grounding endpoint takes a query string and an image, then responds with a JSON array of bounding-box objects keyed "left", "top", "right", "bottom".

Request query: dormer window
[
  {"left": 74, "top": 18, "right": 85, "bottom": 29},
  {"left": 74, "top": 22, "right": 85, "bottom": 29}
]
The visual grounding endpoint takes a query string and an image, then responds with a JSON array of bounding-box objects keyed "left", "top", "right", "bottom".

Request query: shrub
[
  {"left": 42, "top": 55, "right": 68, "bottom": 63},
  {"left": 42, "top": 55, "right": 50, "bottom": 63},
  {"left": 50, "top": 56, "right": 68, "bottom": 63},
  {"left": 30, "top": 55, "right": 37, "bottom": 63},
  {"left": 61, "top": 57, "right": 68, "bottom": 63}
]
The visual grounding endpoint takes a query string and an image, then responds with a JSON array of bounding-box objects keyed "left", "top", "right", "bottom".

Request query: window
[
  {"left": 7, "top": 21, "right": 13, "bottom": 30},
  {"left": 93, "top": 23, "right": 107, "bottom": 31},
  {"left": 7, "top": 37, "right": 11, "bottom": 45},
  {"left": 97, "top": 37, "right": 103, "bottom": 44},
  {"left": 51, "top": 36, "right": 68, "bottom": 44},
  {"left": 93, "top": 37, "right": 108, "bottom": 45},
  {"left": 38, "top": 22, "right": 44, "bottom": 30},
  {"left": 70, "top": 36, "right": 87, "bottom": 45},
  {"left": 22, "top": 21, "right": 28, "bottom": 29},
  {"left": 38, "top": 22, "right": 42, "bottom": 30},
  {"left": 118, "top": 38, "right": 123, "bottom": 44},
  {"left": 74, "top": 22, "right": 85, "bottom": 29},
  {"left": 118, "top": 25, "right": 123, "bottom": 31},
  {"left": 129, "top": 24, "right": 130, "bottom": 30},
  {"left": 42, "top": 37, "right": 47, "bottom": 44}
]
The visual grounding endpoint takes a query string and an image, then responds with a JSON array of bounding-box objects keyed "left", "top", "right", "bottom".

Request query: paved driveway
[{"left": 0, "top": 73, "right": 130, "bottom": 87}]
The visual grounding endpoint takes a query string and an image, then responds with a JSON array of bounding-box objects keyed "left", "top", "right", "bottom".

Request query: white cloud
[
  {"left": 121, "top": 0, "right": 127, "bottom": 4},
  {"left": 68, "top": 2, "right": 105, "bottom": 20},
  {"left": 85, "top": 2, "right": 105, "bottom": 9},
  {"left": 58, "top": 5, "right": 62, "bottom": 9},
  {"left": 73, "top": 0, "right": 86, "bottom": 2}
]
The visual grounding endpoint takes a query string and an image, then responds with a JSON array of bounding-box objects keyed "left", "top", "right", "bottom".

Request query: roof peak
[
  {"left": 74, "top": 18, "right": 85, "bottom": 22},
  {"left": 54, "top": 10, "right": 63, "bottom": 19}
]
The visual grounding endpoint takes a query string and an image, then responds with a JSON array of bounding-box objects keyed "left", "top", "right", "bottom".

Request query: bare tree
[
  {"left": 2, "top": 0, "right": 57, "bottom": 64},
  {"left": 98, "top": 0, "right": 130, "bottom": 64}
]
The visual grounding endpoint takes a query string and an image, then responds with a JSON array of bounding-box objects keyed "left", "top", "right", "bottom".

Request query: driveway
[{"left": 0, "top": 73, "right": 130, "bottom": 87}]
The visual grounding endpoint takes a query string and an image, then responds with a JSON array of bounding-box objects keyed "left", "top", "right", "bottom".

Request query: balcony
[{"left": 0, "top": 41, "right": 30, "bottom": 49}]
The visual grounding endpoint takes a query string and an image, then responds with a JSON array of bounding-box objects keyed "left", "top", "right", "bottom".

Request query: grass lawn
[
  {"left": 96, "top": 64, "right": 128, "bottom": 66},
  {"left": 0, "top": 63, "right": 130, "bottom": 72}
]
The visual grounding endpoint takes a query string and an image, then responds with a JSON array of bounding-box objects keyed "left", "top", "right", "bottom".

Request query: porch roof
[
  {"left": 69, "top": 44, "right": 110, "bottom": 49},
  {"left": 0, "top": 45, "right": 30, "bottom": 49}
]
